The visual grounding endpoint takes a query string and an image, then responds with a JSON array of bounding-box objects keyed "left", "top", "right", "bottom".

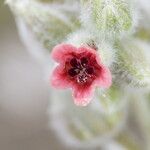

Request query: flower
[{"left": 51, "top": 43, "right": 112, "bottom": 106}]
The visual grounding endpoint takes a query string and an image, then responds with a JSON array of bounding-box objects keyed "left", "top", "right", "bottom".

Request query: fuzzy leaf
[
  {"left": 116, "top": 39, "right": 150, "bottom": 87},
  {"left": 7, "top": 0, "right": 81, "bottom": 51},
  {"left": 81, "top": 0, "right": 134, "bottom": 35}
]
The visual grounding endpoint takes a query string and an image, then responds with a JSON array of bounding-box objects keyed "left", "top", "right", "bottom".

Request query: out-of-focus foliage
[{"left": 7, "top": 0, "right": 150, "bottom": 149}]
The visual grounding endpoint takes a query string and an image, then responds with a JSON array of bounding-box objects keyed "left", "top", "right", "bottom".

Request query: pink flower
[{"left": 51, "top": 43, "right": 112, "bottom": 106}]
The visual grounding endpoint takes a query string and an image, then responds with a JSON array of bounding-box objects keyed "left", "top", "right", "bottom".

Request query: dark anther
[
  {"left": 68, "top": 68, "right": 79, "bottom": 77},
  {"left": 86, "top": 67, "right": 94, "bottom": 74},
  {"left": 81, "top": 57, "right": 88, "bottom": 66},
  {"left": 70, "top": 58, "right": 78, "bottom": 67}
]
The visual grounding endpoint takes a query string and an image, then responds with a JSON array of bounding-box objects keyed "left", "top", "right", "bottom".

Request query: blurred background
[
  {"left": 1, "top": 0, "right": 150, "bottom": 149},
  {"left": 0, "top": 1, "right": 69, "bottom": 149}
]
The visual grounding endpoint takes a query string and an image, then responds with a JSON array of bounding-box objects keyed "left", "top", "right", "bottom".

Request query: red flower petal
[
  {"left": 51, "top": 44, "right": 77, "bottom": 63},
  {"left": 72, "top": 85, "right": 94, "bottom": 106},
  {"left": 78, "top": 46, "right": 97, "bottom": 56},
  {"left": 51, "top": 65, "right": 71, "bottom": 89},
  {"left": 94, "top": 65, "right": 112, "bottom": 88}
]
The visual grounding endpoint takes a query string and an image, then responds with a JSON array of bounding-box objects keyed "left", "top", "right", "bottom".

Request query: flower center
[{"left": 68, "top": 57, "right": 94, "bottom": 83}]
